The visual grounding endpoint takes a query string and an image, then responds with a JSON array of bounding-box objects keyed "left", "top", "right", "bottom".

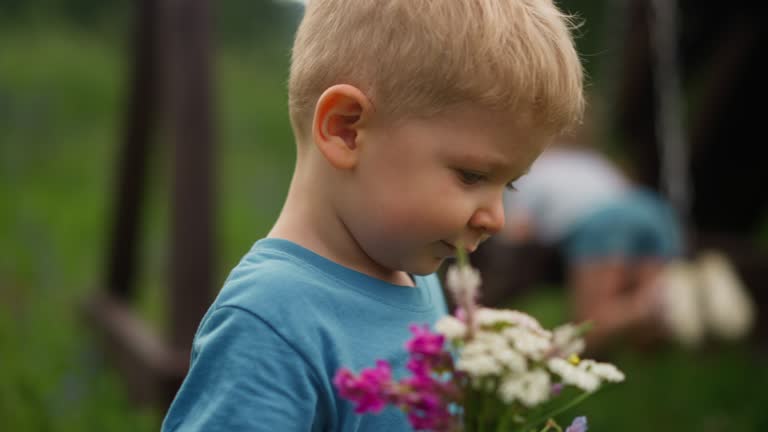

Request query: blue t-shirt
[{"left": 162, "top": 238, "right": 449, "bottom": 431}]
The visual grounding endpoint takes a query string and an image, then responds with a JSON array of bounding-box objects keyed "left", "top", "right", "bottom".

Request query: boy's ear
[{"left": 312, "top": 84, "right": 373, "bottom": 170}]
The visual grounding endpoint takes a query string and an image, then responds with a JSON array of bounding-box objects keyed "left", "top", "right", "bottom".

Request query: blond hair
[{"left": 288, "top": 0, "right": 584, "bottom": 140}]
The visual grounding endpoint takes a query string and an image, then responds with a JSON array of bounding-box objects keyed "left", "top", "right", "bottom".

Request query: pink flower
[
  {"left": 337, "top": 324, "right": 460, "bottom": 430},
  {"left": 404, "top": 392, "right": 453, "bottom": 431},
  {"left": 399, "top": 374, "right": 461, "bottom": 431},
  {"left": 333, "top": 360, "right": 394, "bottom": 414},
  {"left": 406, "top": 325, "right": 446, "bottom": 360},
  {"left": 402, "top": 371, "right": 435, "bottom": 391},
  {"left": 406, "top": 357, "right": 431, "bottom": 377}
]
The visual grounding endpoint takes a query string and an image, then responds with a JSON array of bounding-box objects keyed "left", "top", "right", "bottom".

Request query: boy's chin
[{"left": 402, "top": 256, "right": 446, "bottom": 276}]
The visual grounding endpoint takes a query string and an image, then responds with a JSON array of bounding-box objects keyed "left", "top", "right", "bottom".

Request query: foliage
[{"left": 0, "top": 21, "right": 295, "bottom": 431}]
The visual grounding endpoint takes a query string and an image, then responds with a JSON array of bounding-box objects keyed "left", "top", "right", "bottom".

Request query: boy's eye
[{"left": 458, "top": 170, "right": 485, "bottom": 185}]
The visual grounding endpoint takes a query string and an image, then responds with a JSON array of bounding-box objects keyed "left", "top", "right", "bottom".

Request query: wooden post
[
  {"left": 165, "top": 0, "right": 217, "bottom": 353},
  {"left": 86, "top": 0, "right": 216, "bottom": 409},
  {"left": 105, "top": 0, "right": 161, "bottom": 300}
]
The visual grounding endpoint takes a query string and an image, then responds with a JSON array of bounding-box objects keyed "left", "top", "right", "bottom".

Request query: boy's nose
[{"left": 469, "top": 196, "right": 505, "bottom": 236}]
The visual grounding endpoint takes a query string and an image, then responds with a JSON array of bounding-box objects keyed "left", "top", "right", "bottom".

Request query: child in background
[
  {"left": 502, "top": 130, "right": 755, "bottom": 350},
  {"left": 162, "top": 0, "right": 585, "bottom": 430}
]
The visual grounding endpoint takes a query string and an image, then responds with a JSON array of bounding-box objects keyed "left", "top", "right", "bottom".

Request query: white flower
[
  {"left": 461, "top": 340, "right": 490, "bottom": 358},
  {"left": 517, "top": 369, "right": 551, "bottom": 407},
  {"left": 503, "top": 327, "right": 552, "bottom": 360},
  {"left": 475, "top": 308, "right": 503, "bottom": 326},
  {"left": 493, "top": 348, "right": 527, "bottom": 372},
  {"left": 435, "top": 316, "right": 467, "bottom": 340},
  {"left": 552, "top": 323, "right": 586, "bottom": 357},
  {"left": 446, "top": 265, "right": 481, "bottom": 303},
  {"left": 476, "top": 308, "right": 549, "bottom": 334},
  {"left": 456, "top": 356, "right": 502, "bottom": 378},
  {"left": 498, "top": 369, "right": 551, "bottom": 406},
  {"left": 459, "top": 329, "right": 528, "bottom": 373},
  {"left": 473, "top": 331, "right": 508, "bottom": 352},
  {"left": 580, "top": 360, "right": 625, "bottom": 383},
  {"left": 498, "top": 376, "right": 524, "bottom": 404},
  {"left": 553, "top": 323, "right": 577, "bottom": 342},
  {"left": 547, "top": 358, "right": 600, "bottom": 392},
  {"left": 460, "top": 331, "right": 512, "bottom": 364}
]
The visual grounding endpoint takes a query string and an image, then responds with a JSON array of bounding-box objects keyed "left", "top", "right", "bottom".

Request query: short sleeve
[{"left": 162, "top": 306, "right": 326, "bottom": 432}]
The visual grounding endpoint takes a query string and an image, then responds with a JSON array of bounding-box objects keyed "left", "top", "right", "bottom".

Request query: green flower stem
[
  {"left": 518, "top": 391, "right": 592, "bottom": 432},
  {"left": 495, "top": 410, "right": 511, "bottom": 432},
  {"left": 538, "top": 419, "right": 563, "bottom": 432},
  {"left": 494, "top": 401, "right": 519, "bottom": 432},
  {"left": 479, "top": 389, "right": 495, "bottom": 431},
  {"left": 456, "top": 241, "right": 469, "bottom": 268},
  {"left": 464, "top": 387, "right": 476, "bottom": 432}
]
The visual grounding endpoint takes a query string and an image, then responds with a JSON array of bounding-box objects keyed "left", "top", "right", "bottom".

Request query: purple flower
[
  {"left": 550, "top": 382, "right": 564, "bottom": 396},
  {"left": 336, "top": 323, "right": 460, "bottom": 430},
  {"left": 404, "top": 392, "right": 452, "bottom": 431},
  {"left": 565, "top": 416, "right": 588, "bottom": 432},
  {"left": 406, "top": 325, "right": 446, "bottom": 360},
  {"left": 406, "top": 358, "right": 431, "bottom": 379},
  {"left": 333, "top": 360, "right": 393, "bottom": 414},
  {"left": 402, "top": 371, "right": 434, "bottom": 392}
]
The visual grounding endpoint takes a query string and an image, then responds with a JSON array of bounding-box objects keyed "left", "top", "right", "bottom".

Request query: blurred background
[{"left": 0, "top": 0, "right": 766, "bottom": 431}]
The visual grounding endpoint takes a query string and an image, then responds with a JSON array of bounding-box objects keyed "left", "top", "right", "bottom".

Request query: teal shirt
[{"left": 162, "top": 238, "right": 449, "bottom": 431}]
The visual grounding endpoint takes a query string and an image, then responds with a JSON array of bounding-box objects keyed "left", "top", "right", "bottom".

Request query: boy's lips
[{"left": 440, "top": 240, "right": 478, "bottom": 254}]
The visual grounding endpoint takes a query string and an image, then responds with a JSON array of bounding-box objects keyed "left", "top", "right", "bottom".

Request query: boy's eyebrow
[
  {"left": 456, "top": 153, "right": 529, "bottom": 177},
  {"left": 455, "top": 152, "right": 509, "bottom": 169}
]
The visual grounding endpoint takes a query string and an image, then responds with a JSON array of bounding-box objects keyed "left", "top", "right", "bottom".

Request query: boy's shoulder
[
  {"left": 214, "top": 239, "right": 338, "bottom": 312},
  {"left": 199, "top": 238, "right": 446, "bottom": 363},
  {"left": 214, "top": 238, "right": 444, "bottom": 315}
]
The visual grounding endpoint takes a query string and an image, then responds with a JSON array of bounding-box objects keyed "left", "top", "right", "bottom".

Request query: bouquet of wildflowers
[{"left": 334, "top": 250, "right": 624, "bottom": 431}]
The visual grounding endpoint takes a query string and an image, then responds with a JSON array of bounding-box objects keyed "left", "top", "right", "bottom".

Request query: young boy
[
  {"left": 502, "top": 139, "right": 682, "bottom": 349},
  {"left": 162, "top": 0, "right": 584, "bottom": 430}
]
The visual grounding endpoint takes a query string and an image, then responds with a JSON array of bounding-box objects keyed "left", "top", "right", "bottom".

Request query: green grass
[
  {"left": 0, "top": 23, "right": 295, "bottom": 431},
  {"left": 0, "top": 25, "right": 158, "bottom": 431},
  {"left": 1, "top": 21, "right": 767, "bottom": 432}
]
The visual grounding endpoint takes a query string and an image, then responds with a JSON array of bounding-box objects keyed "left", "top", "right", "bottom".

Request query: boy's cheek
[{"left": 381, "top": 204, "right": 461, "bottom": 237}]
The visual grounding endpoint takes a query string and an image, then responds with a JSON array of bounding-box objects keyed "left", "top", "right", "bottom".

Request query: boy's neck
[{"left": 268, "top": 162, "right": 415, "bottom": 288}]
